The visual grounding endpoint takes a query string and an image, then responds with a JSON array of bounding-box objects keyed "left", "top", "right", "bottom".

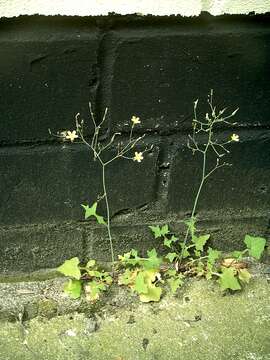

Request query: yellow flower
[
  {"left": 133, "top": 152, "right": 144, "bottom": 163},
  {"left": 231, "top": 134, "right": 239, "bottom": 142},
  {"left": 65, "top": 130, "right": 78, "bottom": 142},
  {"left": 131, "top": 116, "right": 141, "bottom": 125}
]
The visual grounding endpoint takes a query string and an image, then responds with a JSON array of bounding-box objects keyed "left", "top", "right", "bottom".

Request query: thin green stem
[
  {"left": 180, "top": 127, "right": 212, "bottom": 263},
  {"left": 102, "top": 164, "right": 115, "bottom": 267}
]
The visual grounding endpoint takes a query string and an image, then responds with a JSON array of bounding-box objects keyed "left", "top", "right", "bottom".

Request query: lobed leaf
[
  {"left": 149, "top": 225, "right": 169, "bottom": 239},
  {"left": 219, "top": 267, "right": 241, "bottom": 291},
  {"left": 63, "top": 279, "right": 82, "bottom": 299},
  {"left": 244, "top": 235, "right": 266, "bottom": 260},
  {"left": 192, "top": 234, "right": 210, "bottom": 252},
  {"left": 57, "top": 257, "right": 81, "bottom": 280}
]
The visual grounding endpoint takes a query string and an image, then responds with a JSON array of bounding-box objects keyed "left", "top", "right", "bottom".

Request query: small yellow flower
[
  {"left": 131, "top": 116, "right": 141, "bottom": 125},
  {"left": 133, "top": 152, "right": 144, "bottom": 163},
  {"left": 231, "top": 134, "right": 239, "bottom": 142},
  {"left": 65, "top": 130, "right": 78, "bottom": 142}
]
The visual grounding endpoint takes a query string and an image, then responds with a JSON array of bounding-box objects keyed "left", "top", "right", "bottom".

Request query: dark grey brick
[
  {"left": 0, "top": 143, "right": 159, "bottom": 225},
  {"left": 104, "top": 23, "right": 270, "bottom": 134},
  {"left": 0, "top": 224, "right": 84, "bottom": 273},
  {"left": 167, "top": 132, "right": 270, "bottom": 213},
  {"left": 0, "top": 18, "right": 99, "bottom": 143}
]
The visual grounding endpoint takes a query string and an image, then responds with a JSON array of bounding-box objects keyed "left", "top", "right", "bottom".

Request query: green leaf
[
  {"left": 166, "top": 269, "right": 177, "bottom": 277},
  {"left": 138, "top": 270, "right": 162, "bottom": 303},
  {"left": 196, "top": 261, "right": 206, "bottom": 277},
  {"left": 166, "top": 252, "right": 177, "bottom": 263},
  {"left": 167, "top": 276, "right": 184, "bottom": 294},
  {"left": 82, "top": 203, "right": 97, "bottom": 219},
  {"left": 184, "top": 217, "right": 196, "bottom": 238},
  {"left": 244, "top": 235, "right": 266, "bottom": 260},
  {"left": 104, "top": 275, "right": 113, "bottom": 285},
  {"left": 180, "top": 243, "right": 190, "bottom": 259},
  {"left": 134, "top": 272, "right": 148, "bottom": 294},
  {"left": 87, "top": 270, "right": 102, "bottom": 278},
  {"left": 192, "top": 234, "right": 210, "bottom": 251},
  {"left": 219, "top": 267, "right": 241, "bottom": 291},
  {"left": 57, "top": 257, "right": 81, "bottom": 280},
  {"left": 149, "top": 225, "right": 169, "bottom": 239},
  {"left": 81, "top": 203, "right": 106, "bottom": 225},
  {"left": 164, "top": 235, "right": 178, "bottom": 248},
  {"left": 63, "top": 279, "right": 82, "bottom": 299},
  {"left": 194, "top": 250, "right": 201, "bottom": 257},
  {"left": 130, "top": 249, "right": 138, "bottom": 257},
  {"left": 118, "top": 269, "right": 134, "bottom": 285},
  {"left": 145, "top": 248, "right": 161, "bottom": 269},
  {"left": 139, "top": 285, "right": 162, "bottom": 303},
  {"left": 238, "top": 268, "right": 251, "bottom": 284},
  {"left": 118, "top": 250, "right": 140, "bottom": 266},
  {"left": 85, "top": 280, "right": 101, "bottom": 301},
  {"left": 207, "top": 248, "right": 221, "bottom": 265},
  {"left": 86, "top": 259, "right": 96, "bottom": 268},
  {"left": 231, "top": 250, "right": 244, "bottom": 260},
  {"left": 96, "top": 214, "right": 107, "bottom": 225}
]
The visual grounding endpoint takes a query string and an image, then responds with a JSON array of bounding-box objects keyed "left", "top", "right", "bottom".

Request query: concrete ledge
[{"left": 0, "top": 273, "right": 269, "bottom": 359}]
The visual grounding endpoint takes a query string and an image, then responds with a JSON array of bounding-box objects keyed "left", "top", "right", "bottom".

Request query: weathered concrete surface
[{"left": 0, "top": 274, "right": 269, "bottom": 359}]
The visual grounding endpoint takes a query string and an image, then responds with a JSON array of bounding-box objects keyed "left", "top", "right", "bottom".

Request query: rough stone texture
[
  {"left": 0, "top": 224, "right": 85, "bottom": 273},
  {"left": 0, "top": 17, "right": 99, "bottom": 143},
  {"left": 167, "top": 133, "right": 270, "bottom": 213},
  {"left": 0, "top": 275, "right": 270, "bottom": 359},
  {"left": 104, "top": 16, "right": 270, "bottom": 134},
  {"left": 0, "top": 143, "right": 158, "bottom": 225}
]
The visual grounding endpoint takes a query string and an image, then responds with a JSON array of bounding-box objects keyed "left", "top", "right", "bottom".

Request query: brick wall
[{"left": 0, "top": 13, "right": 269, "bottom": 272}]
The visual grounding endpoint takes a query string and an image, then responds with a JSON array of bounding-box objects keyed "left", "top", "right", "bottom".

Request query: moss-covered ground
[{"left": 0, "top": 275, "right": 269, "bottom": 360}]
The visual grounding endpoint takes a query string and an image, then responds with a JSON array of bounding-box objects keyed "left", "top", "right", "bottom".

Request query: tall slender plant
[
  {"left": 53, "top": 106, "right": 149, "bottom": 267},
  {"left": 179, "top": 89, "right": 239, "bottom": 262}
]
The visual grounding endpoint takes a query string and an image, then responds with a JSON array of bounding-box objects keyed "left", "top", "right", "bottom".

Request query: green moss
[
  {"left": 38, "top": 299, "right": 58, "bottom": 319},
  {"left": 0, "top": 277, "right": 269, "bottom": 359}
]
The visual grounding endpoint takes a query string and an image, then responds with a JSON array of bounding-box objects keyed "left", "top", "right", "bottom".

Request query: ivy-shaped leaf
[
  {"left": 81, "top": 203, "right": 106, "bottom": 225},
  {"left": 134, "top": 271, "right": 148, "bottom": 294},
  {"left": 207, "top": 248, "right": 221, "bottom": 265},
  {"left": 118, "top": 269, "right": 135, "bottom": 286},
  {"left": 166, "top": 252, "right": 177, "bottom": 263},
  {"left": 86, "top": 260, "right": 96, "bottom": 268},
  {"left": 167, "top": 275, "right": 184, "bottom": 294},
  {"left": 219, "top": 267, "right": 241, "bottom": 291},
  {"left": 149, "top": 225, "right": 169, "bottom": 239},
  {"left": 244, "top": 235, "right": 266, "bottom": 260},
  {"left": 192, "top": 234, "right": 210, "bottom": 252},
  {"left": 139, "top": 285, "right": 162, "bottom": 303},
  {"left": 184, "top": 217, "right": 196, "bottom": 238},
  {"left": 180, "top": 243, "right": 190, "bottom": 259},
  {"left": 137, "top": 270, "right": 162, "bottom": 303},
  {"left": 63, "top": 279, "right": 82, "bottom": 299},
  {"left": 144, "top": 249, "right": 162, "bottom": 269},
  {"left": 57, "top": 257, "right": 81, "bottom": 280},
  {"left": 164, "top": 235, "right": 178, "bottom": 248}
]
